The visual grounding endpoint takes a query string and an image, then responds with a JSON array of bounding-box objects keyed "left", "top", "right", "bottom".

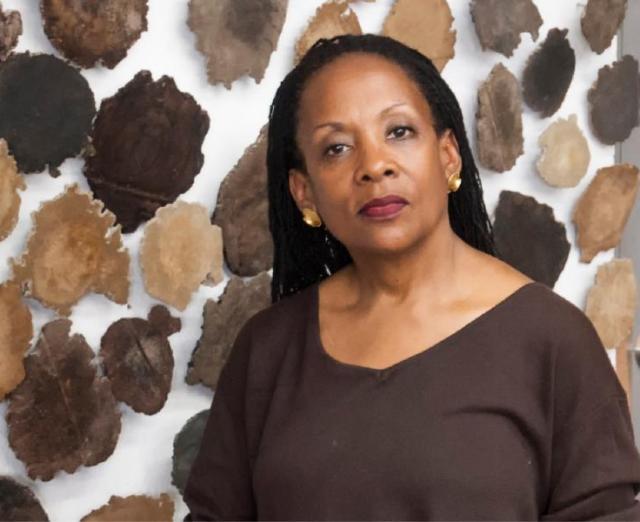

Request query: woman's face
[{"left": 289, "top": 52, "right": 462, "bottom": 256}]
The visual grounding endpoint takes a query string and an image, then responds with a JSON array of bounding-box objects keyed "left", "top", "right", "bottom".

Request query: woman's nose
[{"left": 355, "top": 138, "right": 396, "bottom": 182}]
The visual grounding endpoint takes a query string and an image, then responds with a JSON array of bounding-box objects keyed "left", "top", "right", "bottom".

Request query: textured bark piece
[
  {"left": 212, "top": 125, "right": 272, "bottom": 276},
  {"left": 475, "top": 63, "right": 523, "bottom": 172},
  {"left": 572, "top": 164, "right": 640, "bottom": 263},
  {"left": 140, "top": 201, "right": 223, "bottom": 311},
  {"left": 588, "top": 55, "right": 639, "bottom": 145},
  {"left": 83, "top": 70, "right": 209, "bottom": 233},
  {"left": 187, "top": 0, "right": 288, "bottom": 88},
  {"left": 80, "top": 494, "right": 173, "bottom": 522},
  {"left": 294, "top": 1, "right": 361, "bottom": 64},
  {"left": 6, "top": 319, "right": 121, "bottom": 481},
  {"left": 493, "top": 190, "right": 570, "bottom": 287},
  {"left": 0, "top": 52, "right": 95, "bottom": 174},
  {"left": 9, "top": 184, "right": 130, "bottom": 316},
  {"left": 0, "top": 477, "right": 48, "bottom": 521},
  {"left": 41, "top": 0, "right": 148, "bottom": 69},
  {"left": 186, "top": 271, "right": 272, "bottom": 390},
  {"left": 172, "top": 409, "right": 209, "bottom": 495},
  {"left": 382, "top": 0, "right": 456, "bottom": 72},
  {"left": 585, "top": 258, "right": 636, "bottom": 349},
  {"left": 581, "top": 0, "right": 627, "bottom": 54},
  {"left": 536, "top": 114, "right": 590, "bottom": 188},
  {"left": 470, "top": 0, "right": 542, "bottom": 57},
  {"left": 0, "top": 281, "right": 32, "bottom": 401},
  {"left": 522, "top": 28, "right": 575, "bottom": 118},
  {"left": 0, "top": 138, "right": 25, "bottom": 241},
  {"left": 0, "top": 2, "right": 22, "bottom": 61},
  {"left": 99, "top": 305, "right": 180, "bottom": 415}
]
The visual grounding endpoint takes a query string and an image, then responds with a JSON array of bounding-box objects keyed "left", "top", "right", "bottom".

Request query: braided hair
[{"left": 267, "top": 33, "right": 496, "bottom": 303}]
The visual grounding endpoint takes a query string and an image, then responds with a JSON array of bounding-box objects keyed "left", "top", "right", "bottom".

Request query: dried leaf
[
  {"left": 581, "top": 0, "right": 627, "bottom": 54},
  {"left": 470, "top": 0, "right": 542, "bottom": 57},
  {"left": 572, "top": 164, "right": 640, "bottom": 263},
  {"left": 140, "top": 201, "right": 223, "bottom": 311},
  {"left": 6, "top": 319, "right": 121, "bottom": 481},
  {"left": 0, "top": 2, "right": 22, "bottom": 61},
  {"left": 212, "top": 125, "right": 272, "bottom": 276},
  {"left": 9, "top": 184, "right": 130, "bottom": 316},
  {"left": 536, "top": 114, "right": 590, "bottom": 188},
  {"left": 100, "top": 305, "right": 180, "bottom": 415},
  {"left": 0, "top": 52, "right": 95, "bottom": 174},
  {"left": 493, "top": 190, "right": 570, "bottom": 287},
  {"left": 83, "top": 70, "right": 209, "bottom": 233},
  {"left": 0, "top": 281, "right": 32, "bottom": 401},
  {"left": 80, "top": 494, "right": 173, "bottom": 522},
  {"left": 187, "top": 0, "right": 289, "bottom": 88},
  {"left": 0, "top": 477, "right": 49, "bottom": 521},
  {"left": 41, "top": 0, "right": 148, "bottom": 69},
  {"left": 382, "top": 0, "right": 456, "bottom": 72},
  {"left": 588, "top": 55, "right": 639, "bottom": 145},
  {"left": 475, "top": 63, "right": 523, "bottom": 172},
  {"left": 0, "top": 138, "right": 25, "bottom": 241},
  {"left": 186, "top": 272, "right": 272, "bottom": 390},
  {"left": 172, "top": 409, "right": 209, "bottom": 495},
  {"left": 585, "top": 258, "right": 636, "bottom": 349},
  {"left": 522, "top": 28, "right": 575, "bottom": 118},
  {"left": 294, "top": 1, "right": 361, "bottom": 64}
]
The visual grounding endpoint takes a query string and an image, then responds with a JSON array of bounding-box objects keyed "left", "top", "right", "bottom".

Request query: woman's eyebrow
[{"left": 312, "top": 101, "right": 410, "bottom": 133}]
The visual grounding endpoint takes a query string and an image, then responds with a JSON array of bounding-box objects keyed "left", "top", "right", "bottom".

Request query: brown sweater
[{"left": 183, "top": 280, "right": 640, "bottom": 520}]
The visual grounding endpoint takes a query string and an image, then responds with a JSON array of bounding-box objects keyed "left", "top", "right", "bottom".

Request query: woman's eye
[
  {"left": 324, "top": 143, "right": 348, "bottom": 156},
  {"left": 388, "top": 126, "right": 414, "bottom": 139}
]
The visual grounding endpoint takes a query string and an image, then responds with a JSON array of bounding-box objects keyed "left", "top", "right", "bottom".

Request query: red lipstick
[{"left": 358, "top": 195, "right": 408, "bottom": 219}]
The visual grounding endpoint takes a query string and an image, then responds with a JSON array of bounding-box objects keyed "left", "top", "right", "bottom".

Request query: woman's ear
[
  {"left": 439, "top": 129, "right": 462, "bottom": 177},
  {"left": 288, "top": 168, "right": 316, "bottom": 211}
]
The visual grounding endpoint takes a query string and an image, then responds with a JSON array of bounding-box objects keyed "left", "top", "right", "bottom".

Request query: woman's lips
[{"left": 359, "top": 202, "right": 407, "bottom": 219}]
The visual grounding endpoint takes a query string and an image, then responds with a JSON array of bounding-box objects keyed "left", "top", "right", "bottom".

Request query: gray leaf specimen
[
  {"left": 172, "top": 409, "right": 209, "bottom": 495},
  {"left": 536, "top": 114, "right": 590, "bottom": 188},
  {"left": 581, "top": 0, "right": 627, "bottom": 54},
  {"left": 476, "top": 63, "right": 523, "bottom": 172},
  {"left": 186, "top": 271, "right": 272, "bottom": 390},
  {"left": 493, "top": 190, "right": 570, "bottom": 287},
  {"left": 6, "top": 319, "right": 121, "bottom": 481},
  {"left": 470, "top": 0, "right": 543, "bottom": 57},
  {"left": 187, "top": 0, "right": 289, "bottom": 88},
  {"left": 99, "top": 305, "right": 181, "bottom": 415},
  {"left": 522, "top": 28, "right": 575, "bottom": 118},
  {"left": 0, "top": 477, "right": 48, "bottom": 521},
  {"left": 83, "top": 71, "right": 209, "bottom": 233},
  {"left": 212, "top": 125, "right": 273, "bottom": 276},
  {"left": 588, "top": 55, "right": 639, "bottom": 145},
  {"left": 572, "top": 164, "right": 640, "bottom": 263},
  {"left": 0, "top": 53, "right": 95, "bottom": 174},
  {"left": 0, "top": 2, "right": 21, "bottom": 61},
  {"left": 40, "top": 0, "right": 148, "bottom": 68}
]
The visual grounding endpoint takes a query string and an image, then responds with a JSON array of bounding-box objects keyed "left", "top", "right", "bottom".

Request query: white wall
[{"left": 0, "top": 1, "right": 620, "bottom": 520}]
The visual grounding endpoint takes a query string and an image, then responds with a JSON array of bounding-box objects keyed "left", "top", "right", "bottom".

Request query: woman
[{"left": 183, "top": 34, "right": 640, "bottom": 520}]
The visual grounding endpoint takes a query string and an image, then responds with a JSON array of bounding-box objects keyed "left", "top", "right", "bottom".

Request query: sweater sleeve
[
  {"left": 540, "top": 307, "right": 640, "bottom": 520},
  {"left": 182, "top": 320, "right": 257, "bottom": 521}
]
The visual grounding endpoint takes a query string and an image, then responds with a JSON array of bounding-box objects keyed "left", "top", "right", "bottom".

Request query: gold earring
[
  {"left": 447, "top": 170, "right": 462, "bottom": 193},
  {"left": 302, "top": 207, "right": 322, "bottom": 227}
]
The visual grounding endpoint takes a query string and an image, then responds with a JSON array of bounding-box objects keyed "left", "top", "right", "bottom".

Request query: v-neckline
[{"left": 311, "top": 280, "right": 542, "bottom": 377}]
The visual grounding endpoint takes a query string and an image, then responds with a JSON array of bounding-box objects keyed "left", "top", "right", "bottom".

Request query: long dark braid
[{"left": 267, "top": 33, "right": 496, "bottom": 303}]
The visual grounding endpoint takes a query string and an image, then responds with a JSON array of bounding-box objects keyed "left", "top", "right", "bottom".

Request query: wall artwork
[{"left": 0, "top": 52, "right": 95, "bottom": 175}]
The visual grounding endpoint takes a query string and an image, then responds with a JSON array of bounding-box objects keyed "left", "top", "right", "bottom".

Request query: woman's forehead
[{"left": 297, "top": 52, "right": 431, "bottom": 122}]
